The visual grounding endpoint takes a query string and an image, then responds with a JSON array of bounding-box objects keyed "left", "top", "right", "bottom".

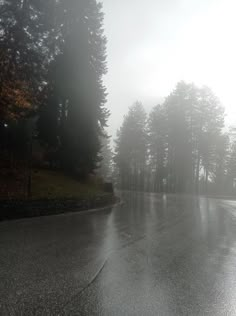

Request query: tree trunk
[
  {"left": 205, "top": 167, "right": 209, "bottom": 194},
  {"left": 195, "top": 151, "right": 200, "bottom": 194}
]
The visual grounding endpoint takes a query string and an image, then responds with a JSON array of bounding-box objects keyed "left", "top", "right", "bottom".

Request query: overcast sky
[{"left": 102, "top": 0, "right": 236, "bottom": 138}]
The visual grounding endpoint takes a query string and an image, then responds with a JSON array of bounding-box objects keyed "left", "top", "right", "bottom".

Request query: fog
[
  {"left": 2, "top": 1, "right": 236, "bottom": 314},
  {"left": 1, "top": 0, "right": 236, "bottom": 194},
  {"left": 102, "top": 0, "right": 236, "bottom": 137}
]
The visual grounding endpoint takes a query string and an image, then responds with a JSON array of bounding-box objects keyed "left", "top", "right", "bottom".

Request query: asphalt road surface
[{"left": 1, "top": 192, "right": 236, "bottom": 315}]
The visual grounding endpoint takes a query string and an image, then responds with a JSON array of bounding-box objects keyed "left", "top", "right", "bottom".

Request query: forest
[
  {"left": 0, "top": 0, "right": 109, "bottom": 197},
  {"left": 0, "top": 1, "right": 235, "bottom": 198},
  {"left": 114, "top": 82, "right": 236, "bottom": 196}
]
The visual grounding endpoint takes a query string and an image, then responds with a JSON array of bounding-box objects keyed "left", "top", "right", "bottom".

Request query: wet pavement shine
[{"left": 1, "top": 192, "right": 236, "bottom": 315}]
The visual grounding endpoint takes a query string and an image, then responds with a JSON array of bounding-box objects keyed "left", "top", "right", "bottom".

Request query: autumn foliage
[{"left": 0, "top": 80, "right": 34, "bottom": 122}]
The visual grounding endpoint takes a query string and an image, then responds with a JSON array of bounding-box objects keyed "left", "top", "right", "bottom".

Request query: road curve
[{"left": 1, "top": 192, "right": 236, "bottom": 315}]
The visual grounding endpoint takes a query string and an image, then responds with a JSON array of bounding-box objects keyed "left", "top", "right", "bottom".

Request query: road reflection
[{"left": 79, "top": 193, "right": 236, "bottom": 315}]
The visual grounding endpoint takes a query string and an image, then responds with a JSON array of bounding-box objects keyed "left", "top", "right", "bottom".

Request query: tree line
[
  {"left": 114, "top": 82, "right": 236, "bottom": 195},
  {"left": 0, "top": 0, "right": 108, "bottom": 179}
]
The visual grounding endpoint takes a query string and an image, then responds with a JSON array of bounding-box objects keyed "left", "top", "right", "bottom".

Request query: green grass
[{"left": 31, "top": 169, "right": 105, "bottom": 199}]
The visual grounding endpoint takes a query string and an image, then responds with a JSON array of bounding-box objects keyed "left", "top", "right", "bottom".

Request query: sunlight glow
[
  {"left": 143, "top": 0, "right": 236, "bottom": 123},
  {"left": 103, "top": 0, "right": 236, "bottom": 137}
]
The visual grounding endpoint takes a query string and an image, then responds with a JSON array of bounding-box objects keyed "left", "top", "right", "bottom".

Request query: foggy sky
[{"left": 102, "top": 0, "right": 236, "bottom": 137}]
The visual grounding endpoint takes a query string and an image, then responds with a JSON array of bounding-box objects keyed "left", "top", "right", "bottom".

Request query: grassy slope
[{"left": 31, "top": 169, "right": 105, "bottom": 199}]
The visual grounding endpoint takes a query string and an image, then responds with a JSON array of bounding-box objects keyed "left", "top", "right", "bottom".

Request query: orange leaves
[{"left": 0, "top": 80, "right": 34, "bottom": 121}]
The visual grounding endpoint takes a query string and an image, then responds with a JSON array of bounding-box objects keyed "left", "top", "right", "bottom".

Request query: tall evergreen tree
[
  {"left": 164, "top": 82, "right": 196, "bottom": 192},
  {"left": 114, "top": 102, "right": 147, "bottom": 190},
  {"left": 97, "top": 134, "right": 113, "bottom": 181},
  {"left": 38, "top": 0, "right": 108, "bottom": 177},
  {"left": 147, "top": 104, "right": 167, "bottom": 192},
  {"left": 212, "top": 134, "right": 229, "bottom": 194},
  {"left": 196, "top": 86, "right": 224, "bottom": 193},
  {"left": 226, "top": 129, "right": 236, "bottom": 194}
]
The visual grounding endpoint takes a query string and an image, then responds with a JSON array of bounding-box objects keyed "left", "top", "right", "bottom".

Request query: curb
[{"left": 0, "top": 195, "right": 119, "bottom": 221}]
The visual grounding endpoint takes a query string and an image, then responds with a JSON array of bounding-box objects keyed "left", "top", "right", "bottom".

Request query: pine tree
[
  {"left": 38, "top": 0, "right": 109, "bottom": 177},
  {"left": 212, "top": 134, "right": 229, "bottom": 194},
  {"left": 147, "top": 104, "right": 167, "bottom": 192},
  {"left": 114, "top": 102, "right": 147, "bottom": 191},
  {"left": 164, "top": 82, "right": 195, "bottom": 192},
  {"left": 197, "top": 86, "right": 225, "bottom": 193},
  {"left": 97, "top": 134, "right": 113, "bottom": 181},
  {"left": 226, "top": 129, "right": 236, "bottom": 194}
]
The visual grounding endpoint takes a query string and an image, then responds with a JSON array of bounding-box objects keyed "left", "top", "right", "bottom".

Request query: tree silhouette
[
  {"left": 114, "top": 102, "right": 147, "bottom": 191},
  {"left": 115, "top": 82, "right": 229, "bottom": 195}
]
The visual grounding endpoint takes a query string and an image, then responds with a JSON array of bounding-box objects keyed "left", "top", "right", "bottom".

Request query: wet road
[{"left": 1, "top": 193, "right": 236, "bottom": 315}]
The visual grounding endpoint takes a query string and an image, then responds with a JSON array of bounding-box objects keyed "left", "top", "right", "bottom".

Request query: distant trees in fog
[
  {"left": 114, "top": 82, "right": 236, "bottom": 195},
  {"left": 114, "top": 102, "right": 147, "bottom": 191}
]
